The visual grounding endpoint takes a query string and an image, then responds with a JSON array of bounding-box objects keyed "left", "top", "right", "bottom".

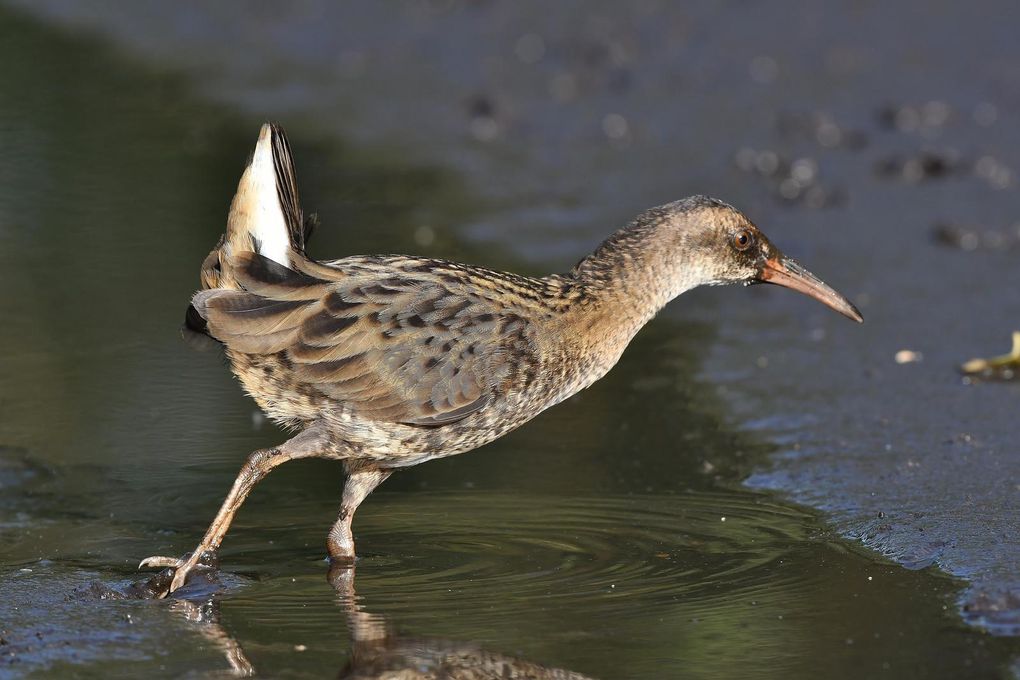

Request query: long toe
[{"left": 138, "top": 555, "right": 184, "bottom": 570}]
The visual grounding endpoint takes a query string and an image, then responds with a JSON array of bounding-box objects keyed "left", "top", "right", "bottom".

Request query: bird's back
[{"left": 198, "top": 250, "right": 590, "bottom": 463}]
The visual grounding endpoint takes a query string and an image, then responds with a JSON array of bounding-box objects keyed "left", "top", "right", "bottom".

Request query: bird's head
[{"left": 655, "top": 196, "right": 863, "bottom": 322}]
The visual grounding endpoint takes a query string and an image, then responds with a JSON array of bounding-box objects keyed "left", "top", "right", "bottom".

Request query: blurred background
[{"left": 1, "top": 1, "right": 1019, "bottom": 677}]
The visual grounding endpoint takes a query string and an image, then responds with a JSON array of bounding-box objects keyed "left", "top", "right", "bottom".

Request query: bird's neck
[
  {"left": 571, "top": 225, "right": 699, "bottom": 323},
  {"left": 551, "top": 227, "right": 701, "bottom": 392}
]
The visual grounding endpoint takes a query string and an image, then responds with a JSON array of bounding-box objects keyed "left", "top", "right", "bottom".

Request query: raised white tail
[{"left": 200, "top": 123, "right": 312, "bottom": 291}]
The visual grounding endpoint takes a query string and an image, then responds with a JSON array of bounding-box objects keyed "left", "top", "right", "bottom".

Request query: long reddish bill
[{"left": 759, "top": 256, "right": 863, "bottom": 323}]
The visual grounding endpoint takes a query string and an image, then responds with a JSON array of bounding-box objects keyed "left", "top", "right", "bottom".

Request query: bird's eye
[{"left": 732, "top": 230, "right": 754, "bottom": 252}]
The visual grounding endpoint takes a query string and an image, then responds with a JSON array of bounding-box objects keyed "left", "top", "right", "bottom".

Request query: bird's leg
[
  {"left": 326, "top": 462, "right": 392, "bottom": 562},
  {"left": 140, "top": 424, "right": 329, "bottom": 595}
]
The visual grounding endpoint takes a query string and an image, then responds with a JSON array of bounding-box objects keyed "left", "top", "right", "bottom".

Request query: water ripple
[{"left": 222, "top": 489, "right": 820, "bottom": 630}]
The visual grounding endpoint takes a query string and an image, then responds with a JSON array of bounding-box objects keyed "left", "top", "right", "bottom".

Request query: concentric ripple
[
  {"left": 218, "top": 488, "right": 824, "bottom": 633},
  {"left": 356, "top": 491, "right": 811, "bottom": 614}
]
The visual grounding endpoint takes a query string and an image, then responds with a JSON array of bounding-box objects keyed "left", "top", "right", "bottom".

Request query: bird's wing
[{"left": 193, "top": 253, "right": 538, "bottom": 426}]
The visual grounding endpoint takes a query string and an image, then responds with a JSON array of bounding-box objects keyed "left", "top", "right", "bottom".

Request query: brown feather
[{"left": 197, "top": 254, "right": 542, "bottom": 429}]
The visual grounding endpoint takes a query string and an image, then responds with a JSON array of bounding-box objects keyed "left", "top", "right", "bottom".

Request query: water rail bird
[{"left": 140, "top": 123, "right": 862, "bottom": 594}]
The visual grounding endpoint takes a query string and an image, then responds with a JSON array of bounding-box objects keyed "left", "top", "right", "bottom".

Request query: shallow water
[
  {"left": 3, "top": 472, "right": 1014, "bottom": 678},
  {"left": 2, "top": 4, "right": 1020, "bottom": 679}
]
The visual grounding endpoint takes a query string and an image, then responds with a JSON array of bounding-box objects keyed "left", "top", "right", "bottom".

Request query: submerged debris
[
  {"left": 961, "top": 332, "right": 1020, "bottom": 381},
  {"left": 876, "top": 101, "right": 954, "bottom": 134},
  {"left": 873, "top": 148, "right": 966, "bottom": 183},
  {"left": 961, "top": 588, "right": 1020, "bottom": 635},
  {"left": 932, "top": 222, "right": 1020, "bottom": 252},
  {"left": 775, "top": 111, "right": 869, "bottom": 150},
  {"left": 466, "top": 94, "right": 500, "bottom": 142},
  {"left": 874, "top": 150, "right": 1013, "bottom": 189},
  {"left": 733, "top": 147, "right": 845, "bottom": 208}
]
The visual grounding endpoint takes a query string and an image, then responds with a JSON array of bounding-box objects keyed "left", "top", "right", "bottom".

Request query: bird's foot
[{"left": 138, "top": 548, "right": 219, "bottom": 596}]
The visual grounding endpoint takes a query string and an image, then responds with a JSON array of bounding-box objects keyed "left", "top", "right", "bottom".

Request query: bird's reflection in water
[
  {"left": 328, "top": 565, "right": 595, "bottom": 680},
  {"left": 129, "top": 561, "right": 254, "bottom": 677},
  {"left": 168, "top": 598, "right": 255, "bottom": 677},
  {"left": 133, "top": 561, "right": 593, "bottom": 679}
]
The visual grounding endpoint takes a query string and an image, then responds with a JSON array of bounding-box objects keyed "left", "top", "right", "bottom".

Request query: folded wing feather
[{"left": 193, "top": 252, "right": 532, "bottom": 427}]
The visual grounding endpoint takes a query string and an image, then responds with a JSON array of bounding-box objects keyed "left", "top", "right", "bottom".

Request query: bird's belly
[
  {"left": 228, "top": 351, "right": 556, "bottom": 465},
  {"left": 324, "top": 390, "right": 553, "bottom": 467}
]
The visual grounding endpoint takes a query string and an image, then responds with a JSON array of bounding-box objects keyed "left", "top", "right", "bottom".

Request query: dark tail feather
[
  {"left": 181, "top": 301, "right": 222, "bottom": 351},
  {"left": 185, "top": 302, "right": 208, "bottom": 333},
  {"left": 269, "top": 123, "right": 312, "bottom": 254}
]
